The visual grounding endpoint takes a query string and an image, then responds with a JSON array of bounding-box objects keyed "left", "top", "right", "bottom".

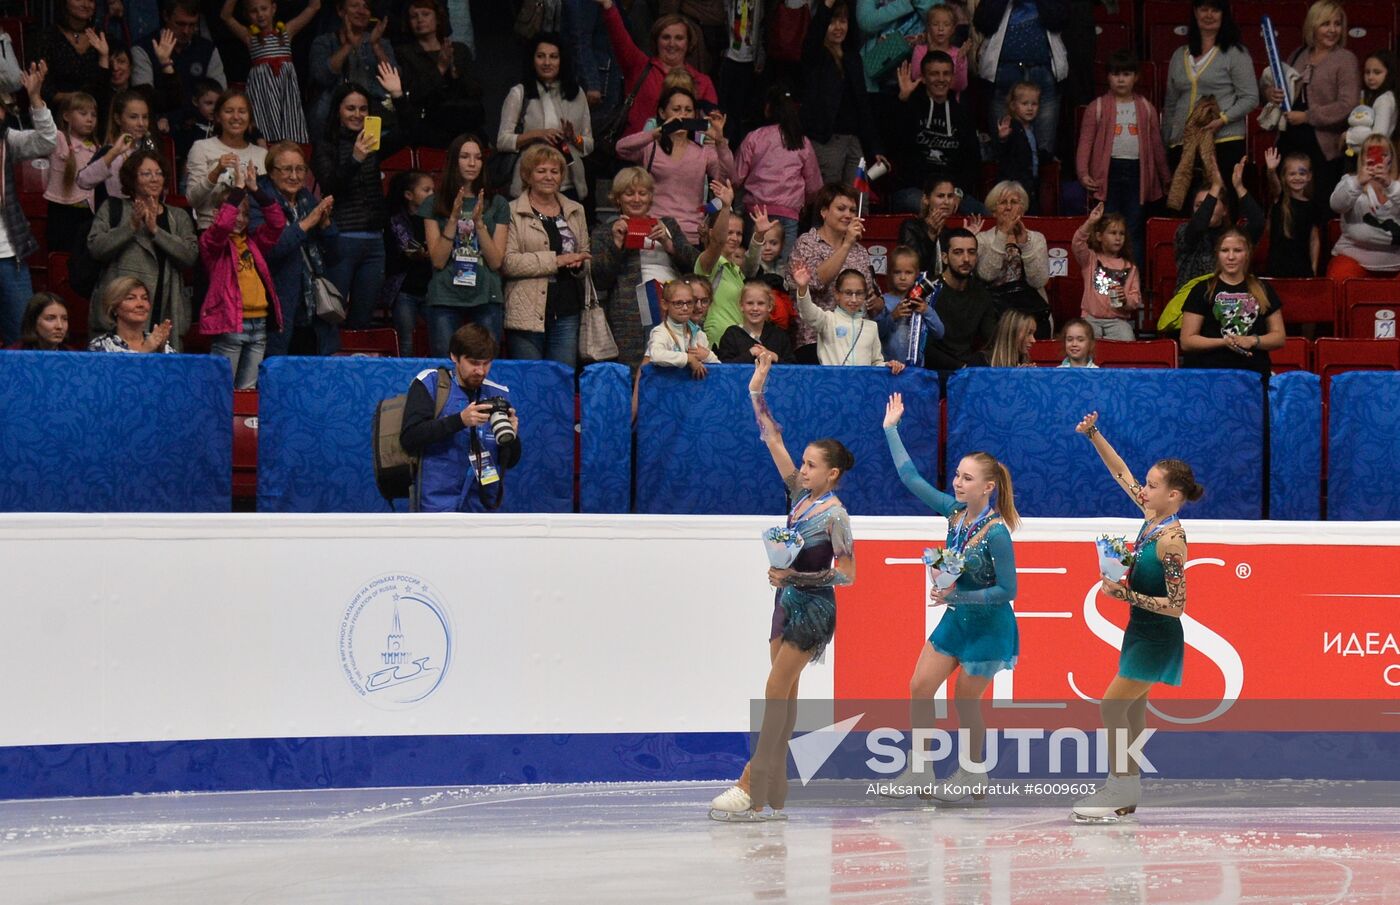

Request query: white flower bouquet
[
  {"left": 1096, "top": 535, "right": 1136, "bottom": 582},
  {"left": 923, "top": 547, "right": 966, "bottom": 590},
  {"left": 763, "top": 526, "right": 804, "bottom": 569}
]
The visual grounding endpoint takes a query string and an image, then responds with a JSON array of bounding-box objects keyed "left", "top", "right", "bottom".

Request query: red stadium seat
[
  {"left": 416, "top": 146, "right": 446, "bottom": 176},
  {"left": 381, "top": 147, "right": 415, "bottom": 175},
  {"left": 1092, "top": 0, "right": 1134, "bottom": 28},
  {"left": 1314, "top": 338, "right": 1400, "bottom": 392},
  {"left": 1273, "top": 336, "right": 1312, "bottom": 373},
  {"left": 1095, "top": 338, "right": 1178, "bottom": 368},
  {"left": 1029, "top": 339, "right": 1063, "bottom": 366},
  {"left": 46, "top": 252, "right": 90, "bottom": 344},
  {"left": 1341, "top": 278, "right": 1400, "bottom": 339},
  {"left": 1265, "top": 277, "right": 1337, "bottom": 330},
  {"left": 1023, "top": 215, "right": 1082, "bottom": 328},
  {"left": 1093, "top": 23, "right": 1133, "bottom": 62},
  {"left": 863, "top": 215, "right": 904, "bottom": 243},
  {"left": 232, "top": 389, "right": 259, "bottom": 502},
  {"left": 336, "top": 327, "right": 400, "bottom": 357},
  {"left": 1145, "top": 2, "right": 1189, "bottom": 63},
  {"left": 0, "top": 17, "right": 25, "bottom": 63},
  {"left": 16, "top": 158, "right": 45, "bottom": 195}
]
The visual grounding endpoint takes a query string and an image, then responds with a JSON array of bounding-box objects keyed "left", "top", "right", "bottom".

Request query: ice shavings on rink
[{"left": 2, "top": 781, "right": 1400, "bottom": 904}]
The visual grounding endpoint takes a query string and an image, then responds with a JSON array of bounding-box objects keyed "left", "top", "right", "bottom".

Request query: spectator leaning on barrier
[
  {"left": 0, "top": 63, "right": 56, "bottom": 348},
  {"left": 87, "top": 276, "right": 175, "bottom": 353},
  {"left": 86, "top": 149, "right": 199, "bottom": 350},
  {"left": 10, "top": 293, "right": 70, "bottom": 351},
  {"left": 1179, "top": 227, "right": 1285, "bottom": 378},
  {"left": 399, "top": 323, "right": 521, "bottom": 513}
]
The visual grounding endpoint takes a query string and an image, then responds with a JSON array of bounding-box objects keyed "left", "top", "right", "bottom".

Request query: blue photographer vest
[{"left": 415, "top": 369, "right": 512, "bottom": 513}]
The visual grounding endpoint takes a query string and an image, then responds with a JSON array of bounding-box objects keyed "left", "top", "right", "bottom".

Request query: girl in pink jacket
[
  {"left": 1075, "top": 51, "right": 1170, "bottom": 267},
  {"left": 1073, "top": 202, "right": 1142, "bottom": 341},
  {"left": 199, "top": 162, "right": 286, "bottom": 389}
]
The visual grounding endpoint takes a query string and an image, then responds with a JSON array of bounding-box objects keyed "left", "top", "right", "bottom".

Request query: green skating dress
[{"left": 1118, "top": 531, "right": 1185, "bottom": 686}]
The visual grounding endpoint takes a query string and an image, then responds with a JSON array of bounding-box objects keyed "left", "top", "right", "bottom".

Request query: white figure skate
[
  {"left": 709, "top": 785, "right": 765, "bottom": 822},
  {"left": 1071, "top": 774, "right": 1141, "bottom": 823}
]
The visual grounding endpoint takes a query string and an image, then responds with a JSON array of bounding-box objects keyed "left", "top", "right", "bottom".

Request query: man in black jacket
[
  {"left": 924, "top": 229, "right": 998, "bottom": 370},
  {"left": 891, "top": 53, "right": 983, "bottom": 214}
]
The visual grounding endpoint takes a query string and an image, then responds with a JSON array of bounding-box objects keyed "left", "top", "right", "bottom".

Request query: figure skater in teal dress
[
  {"left": 1071, "top": 411, "right": 1204, "bottom": 823},
  {"left": 882, "top": 392, "right": 1020, "bottom": 804},
  {"left": 710, "top": 354, "right": 856, "bottom": 822}
]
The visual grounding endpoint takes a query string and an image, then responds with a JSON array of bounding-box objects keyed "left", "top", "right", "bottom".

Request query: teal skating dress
[
  {"left": 1118, "top": 524, "right": 1186, "bottom": 686},
  {"left": 886, "top": 426, "right": 1019, "bottom": 677}
]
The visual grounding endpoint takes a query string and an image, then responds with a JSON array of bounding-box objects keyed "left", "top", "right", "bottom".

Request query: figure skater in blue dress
[
  {"left": 881, "top": 392, "right": 1020, "bottom": 803},
  {"left": 710, "top": 354, "right": 857, "bottom": 822},
  {"left": 1071, "top": 411, "right": 1203, "bottom": 823}
]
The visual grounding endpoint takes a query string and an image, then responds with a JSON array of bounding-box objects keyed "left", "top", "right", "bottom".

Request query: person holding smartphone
[
  {"left": 1326, "top": 134, "right": 1400, "bottom": 280},
  {"left": 312, "top": 62, "right": 419, "bottom": 330},
  {"left": 614, "top": 85, "right": 733, "bottom": 245}
]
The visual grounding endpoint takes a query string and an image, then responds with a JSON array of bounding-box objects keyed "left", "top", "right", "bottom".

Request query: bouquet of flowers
[
  {"left": 1096, "top": 535, "right": 1136, "bottom": 582},
  {"left": 763, "top": 526, "right": 805, "bottom": 569},
  {"left": 923, "top": 547, "right": 966, "bottom": 590}
]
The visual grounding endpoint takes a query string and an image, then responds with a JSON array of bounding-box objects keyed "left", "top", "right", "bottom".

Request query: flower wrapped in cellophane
[
  {"left": 923, "top": 547, "right": 966, "bottom": 590},
  {"left": 764, "top": 526, "right": 805, "bottom": 568},
  {"left": 1096, "top": 535, "right": 1136, "bottom": 582}
]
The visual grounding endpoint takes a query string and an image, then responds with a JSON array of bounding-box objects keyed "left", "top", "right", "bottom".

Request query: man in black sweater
[
  {"left": 891, "top": 52, "right": 983, "bottom": 214},
  {"left": 924, "top": 229, "right": 998, "bottom": 370}
]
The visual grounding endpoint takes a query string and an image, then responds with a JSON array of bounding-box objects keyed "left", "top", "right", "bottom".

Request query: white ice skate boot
[
  {"left": 1071, "top": 774, "right": 1141, "bottom": 823},
  {"left": 879, "top": 757, "right": 937, "bottom": 800},
  {"left": 930, "top": 766, "right": 989, "bottom": 804},
  {"left": 709, "top": 786, "right": 764, "bottom": 822}
]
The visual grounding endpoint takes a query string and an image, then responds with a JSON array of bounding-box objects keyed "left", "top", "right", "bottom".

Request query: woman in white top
[
  {"left": 184, "top": 88, "right": 269, "bottom": 230},
  {"left": 496, "top": 32, "right": 593, "bottom": 201}
]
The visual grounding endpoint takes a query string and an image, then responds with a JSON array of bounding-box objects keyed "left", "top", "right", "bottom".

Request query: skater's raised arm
[
  {"left": 750, "top": 356, "right": 797, "bottom": 482},
  {"left": 883, "top": 393, "right": 956, "bottom": 516},
  {"left": 1076, "top": 412, "right": 1145, "bottom": 513},
  {"left": 1102, "top": 530, "right": 1187, "bottom": 618}
]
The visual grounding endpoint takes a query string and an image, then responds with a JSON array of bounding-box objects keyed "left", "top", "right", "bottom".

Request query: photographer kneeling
[{"left": 400, "top": 324, "right": 521, "bottom": 512}]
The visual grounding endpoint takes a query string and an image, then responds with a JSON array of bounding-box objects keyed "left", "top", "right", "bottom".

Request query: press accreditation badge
[
  {"left": 473, "top": 449, "right": 500, "bottom": 486},
  {"left": 452, "top": 247, "right": 480, "bottom": 287}
]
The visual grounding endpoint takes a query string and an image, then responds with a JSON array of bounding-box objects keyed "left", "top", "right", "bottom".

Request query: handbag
[
  {"left": 595, "top": 62, "right": 653, "bottom": 158},
  {"left": 578, "top": 268, "right": 618, "bottom": 362},
  {"left": 302, "top": 247, "right": 346, "bottom": 324}
]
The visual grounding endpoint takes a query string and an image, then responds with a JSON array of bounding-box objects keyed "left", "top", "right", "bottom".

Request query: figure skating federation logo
[{"left": 339, "top": 574, "right": 453, "bottom": 709}]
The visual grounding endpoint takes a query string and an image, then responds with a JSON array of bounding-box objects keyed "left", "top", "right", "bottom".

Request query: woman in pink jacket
[
  {"left": 734, "top": 87, "right": 823, "bottom": 266},
  {"left": 1075, "top": 51, "right": 1170, "bottom": 267},
  {"left": 199, "top": 162, "right": 287, "bottom": 389}
]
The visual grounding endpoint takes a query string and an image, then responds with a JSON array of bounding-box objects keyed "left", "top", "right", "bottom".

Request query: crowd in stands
[{"left": 1, "top": 0, "right": 1397, "bottom": 387}]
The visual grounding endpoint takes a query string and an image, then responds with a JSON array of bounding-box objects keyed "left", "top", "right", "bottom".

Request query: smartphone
[
  {"left": 362, "top": 116, "right": 382, "bottom": 152},
  {"left": 1367, "top": 144, "right": 1386, "bottom": 169}
]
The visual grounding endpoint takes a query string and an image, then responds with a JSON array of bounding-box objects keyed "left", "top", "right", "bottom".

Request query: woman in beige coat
[{"left": 503, "top": 145, "right": 591, "bottom": 366}]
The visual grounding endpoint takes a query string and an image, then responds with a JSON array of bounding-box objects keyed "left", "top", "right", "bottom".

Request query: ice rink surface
[{"left": 2, "top": 782, "right": 1398, "bottom": 904}]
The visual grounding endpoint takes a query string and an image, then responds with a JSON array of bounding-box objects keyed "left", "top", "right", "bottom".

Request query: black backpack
[{"left": 67, "top": 198, "right": 124, "bottom": 299}]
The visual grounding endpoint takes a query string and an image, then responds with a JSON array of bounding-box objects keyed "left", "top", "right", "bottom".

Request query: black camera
[{"left": 480, "top": 396, "right": 516, "bottom": 446}]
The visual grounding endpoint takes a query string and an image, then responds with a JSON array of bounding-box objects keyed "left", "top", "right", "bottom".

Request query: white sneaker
[
  {"left": 1071, "top": 774, "right": 1141, "bottom": 823},
  {"left": 930, "top": 766, "right": 989, "bottom": 803},
  {"left": 879, "top": 759, "right": 937, "bottom": 799},
  {"left": 709, "top": 785, "right": 763, "bottom": 822}
]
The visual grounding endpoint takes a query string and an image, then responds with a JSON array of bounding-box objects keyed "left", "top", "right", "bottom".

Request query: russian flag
[{"left": 852, "top": 158, "right": 870, "bottom": 195}]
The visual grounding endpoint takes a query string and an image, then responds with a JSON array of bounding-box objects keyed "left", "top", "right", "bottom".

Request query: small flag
[
  {"left": 852, "top": 158, "right": 870, "bottom": 195},
  {"left": 637, "top": 279, "right": 664, "bottom": 328}
]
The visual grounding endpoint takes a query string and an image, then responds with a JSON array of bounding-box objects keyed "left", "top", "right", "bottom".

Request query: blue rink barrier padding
[
  {"left": 1268, "top": 371, "right": 1322, "bottom": 521},
  {"left": 0, "top": 351, "right": 231, "bottom": 512},
  {"left": 579, "top": 363, "right": 633, "bottom": 513},
  {"left": 946, "top": 369, "right": 1266, "bottom": 519},
  {"left": 257, "top": 358, "right": 576, "bottom": 513},
  {"left": 1327, "top": 372, "right": 1400, "bottom": 520},
  {"left": 634, "top": 364, "right": 942, "bottom": 516},
  {"left": 1, "top": 731, "right": 1396, "bottom": 799}
]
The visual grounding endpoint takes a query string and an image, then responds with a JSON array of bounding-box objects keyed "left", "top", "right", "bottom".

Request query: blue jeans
[
  {"left": 427, "top": 303, "right": 504, "bottom": 358},
  {"left": 1106, "top": 158, "right": 1146, "bottom": 268},
  {"left": 0, "top": 257, "right": 34, "bottom": 346},
  {"left": 991, "top": 62, "right": 1060, "bottom": 158},
  {"left": 507, "top": 313, "right": 580, "bottom": 368},
  {"left": 775, "top": 216, "right": 799, "bottom": 269},
  {"left": 393, "top": 292, "right": 427, "bottom": 358},
  {"left": 325, "top": 233, "right": 386, "bottom": 329},
  {"left": 211, "top": 317, "right": 268, "bottom": 389}
]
